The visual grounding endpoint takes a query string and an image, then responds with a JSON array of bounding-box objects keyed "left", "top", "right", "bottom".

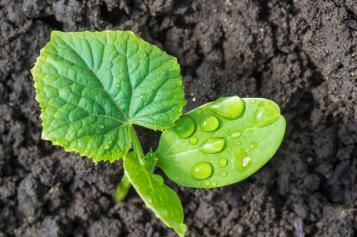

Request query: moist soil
[{"left": 0, "top": 0, "right": 356, "bottom": 237}]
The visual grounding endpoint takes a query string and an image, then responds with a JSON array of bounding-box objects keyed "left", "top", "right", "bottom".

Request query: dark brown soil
[{"left": 0, "top": 0, "right": 356, "bottom": 236}]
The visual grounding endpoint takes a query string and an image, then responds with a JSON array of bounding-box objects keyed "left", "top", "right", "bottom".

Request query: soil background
[{"left": 0, "top": 0, "right": 356, "bottom": 236}]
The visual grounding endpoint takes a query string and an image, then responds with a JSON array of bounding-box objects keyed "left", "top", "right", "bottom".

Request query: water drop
[
  {"left": 140, "top": 93, "right": 148, "bottom": 101},
  {"left": 211, "top": 181, "right": 218, "bottom": 186},
  {"left": 174, "top": 116, "right": 196, "bottom": 138},
  {"left": 242, "top": 157, "right": 251, "bottom": 167},
  {"left": 104, "top": 144, "right": 110, "bottom": 150},
  {"left": 189, "top": 136, "right": 198, "bottom": 145},
  {"left": 231, "top": 130, "right": 242, "bottom": 138},
  {"left": 209, "top": 96, "right": 245, "bottom": 120},
  {"left": 220, "top": 171, "right": 228, "bottom": 177},
  {"left": 254, "top": 101, "right": 281, "bottom": 127},
  {"left": 191, "top": 161, "right": 213, "bottom": 180},
  {"left": 218, "top": 158, "right": 228, "bottom": 168},
  {"left": 235, "top": 148, "right": 252, "bottom": 172},
  {"left": 100, "top": 125, "right": 104, "bottom": 129},
  {"left": 250, "top": 142, "right": 257, "bottom": 150},
  {"left": 200, "top": 115, "right": 219, "bottom": 132},
  {"left": 200, "top": 137, "right": 225, "bottom": 154},
  {"left": 204, "top": 181, "right": 211, "bottom": 186}
]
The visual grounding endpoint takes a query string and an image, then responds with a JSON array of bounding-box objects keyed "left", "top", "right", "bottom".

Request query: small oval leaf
[
  {"left": 32, "top": 31, "right": 185, "bottom": 161},
  {"left": 124, "top": 152, "right": 187, "bottom": 236},
  {"left": 156, "top": 96, "right": 286, "bottom": 188}
]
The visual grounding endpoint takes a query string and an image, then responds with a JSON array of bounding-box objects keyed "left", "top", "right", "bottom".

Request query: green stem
[
  {"left": 129, "top": 126, "right": 145, "bottom": 164},
  {"left": 114, "top": 126, "right": 146, "bottom": 202},
  {"left": 114, "top": 174, "right": 131, "bottom": 202}
]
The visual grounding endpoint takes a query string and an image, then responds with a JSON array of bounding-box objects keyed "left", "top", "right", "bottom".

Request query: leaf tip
[
  {"left": 50, "top": 30, "right": 63, "bottom": 39},
  {"left": 176, "top": 223, "right": 188, "bottom": 237}
]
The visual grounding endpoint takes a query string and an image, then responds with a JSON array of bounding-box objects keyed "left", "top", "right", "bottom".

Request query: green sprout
[{"left": 32, "top": 30, "right": 286, "bottom": 237}]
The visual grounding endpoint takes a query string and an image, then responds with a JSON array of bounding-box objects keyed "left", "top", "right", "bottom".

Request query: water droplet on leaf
[
  {"left": 200, "top": 115, "right": 219, "bottom": 132},
  {"left": 140, "top": 93, "right": 148, "bottom": 101},
  {"left": 235, "top": 148, "right": 252, "bottom": 171},
  {"left": 220, "top": 171, "right": 228, "bottom": 177},
  {"left": 209, "top": 96, "right": 245, "bottom": 120},
  {"left": 200, "top": 137, "right": 225, "bottom": 154},
  {"left": 231, "top": 130, "right": 242, "bottom": 138},
  {"left": 189, "top": 136, "right": 198, "bottom": 145},
  {"left": 192, "top": 161, "right": 213, "bottom": 180},
  {"left": 254, "top": 101, "right": 281, "bottom": 127},
  {"left": 250, "top": 142, "right": 257, "bottom": 149},
  {"left": 242, "top": 157, "right": 251, "bottom": 167},
  {"left": 218, "top": 158, "right": 228, "bottom": 168},
  {"left": 174, "top": 116, "right": 196, "bottom": 138}
]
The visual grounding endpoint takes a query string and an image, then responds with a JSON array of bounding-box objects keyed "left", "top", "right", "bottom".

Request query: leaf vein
[{"left": 54, "top": 36, "right": 128, "bottom": 120}]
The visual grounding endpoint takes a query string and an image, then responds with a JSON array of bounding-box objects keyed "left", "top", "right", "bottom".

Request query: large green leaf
[
  {"left": 124, "top": 152, "right": 187, "bottom": 237},
  {"left": 32, "top": 31, "right": 185, "bottom": 161},
  {"left": 156, "top": 96, "right": 286, "bottom": 188}
]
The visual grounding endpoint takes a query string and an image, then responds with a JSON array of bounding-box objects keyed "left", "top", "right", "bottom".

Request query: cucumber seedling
[{"left": 32, "top": 31, "right": 286, "bottom": 236}]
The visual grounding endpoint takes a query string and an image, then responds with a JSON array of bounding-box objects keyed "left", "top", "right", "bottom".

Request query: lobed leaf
[
  {"left": 124, "top": 152, "right": 187, "bottom": 236},
  {"left": 32, "top": 31, "right": 185, "bottom": 161},
  {"left": 156, "top": 96, "right": 286, "bottom": 188}
]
